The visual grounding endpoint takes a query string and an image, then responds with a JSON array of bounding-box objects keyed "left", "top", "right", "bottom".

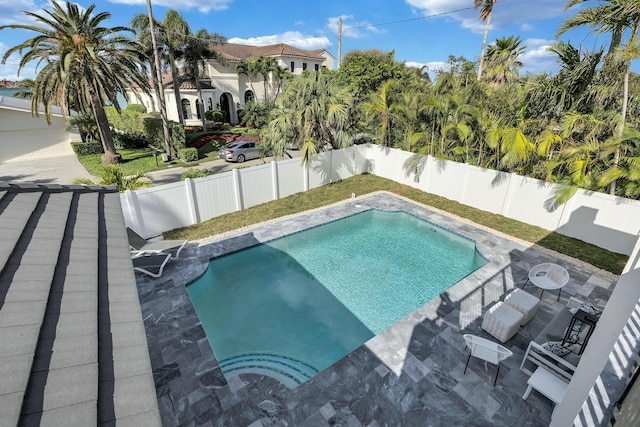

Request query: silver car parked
[{"left": 219, "top": 140, "right": 263, "bottom": 163}]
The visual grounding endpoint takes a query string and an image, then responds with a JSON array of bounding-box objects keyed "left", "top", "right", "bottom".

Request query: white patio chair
[{"left": 463, "top": 334, "right": 513, "bottom": 386}]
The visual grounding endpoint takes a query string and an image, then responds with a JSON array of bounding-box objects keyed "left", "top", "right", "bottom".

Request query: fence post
[
  {"left": 184, "top": 178, "right": 201, "bottom": 225},
  {"left": 271, "top": 161, "right": 279, "bottom": 201},
  {"left": 123, "top": 189, "right": 148, "bottom": 237},
  {"left": 232, "top": 168, "right": 243, "bottom": 211},
  {"left": 303, "top": 162, "right": 309, "bottom": 192}
]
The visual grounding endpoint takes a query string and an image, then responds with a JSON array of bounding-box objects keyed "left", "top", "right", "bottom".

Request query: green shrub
[
  {"left": 105, "top": 104, "right": 147, "bottom": 134},
  {"left": 113, "top": 132, "right": 148, "bottom": 149},
  {"left": 180, "top": 168, "right": 209, "bottom": 180},
  {"left": 143, "top": 118, "right": 185, "bottom": 158},
  {"left": 178, "top": 147, "right": 198, "bottom": 162},
  {"left": 127, "top": 104, "right": 147, "bottom": 114},
  {"left": 71, "top": 141, "right": 104, "bottom": 156},
  {"left": 205, "top": 110, "right": 224, "bottom": 122}
]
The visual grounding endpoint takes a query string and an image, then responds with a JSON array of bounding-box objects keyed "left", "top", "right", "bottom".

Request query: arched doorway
[
  {"left": 219, "top": 93, "right": 234, "bottom": 124},
  {"left": 181, "top": 99, "right": 192, "bottom": 120},
  {"left": 244, "top": 90, "right": 254, "bottom": 104}
]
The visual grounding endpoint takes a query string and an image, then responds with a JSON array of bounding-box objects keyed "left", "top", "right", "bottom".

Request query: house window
[
  {"left": 302, "top": 63, "right": 307, "bottom": 71},
  {"left": 181, "top": 99, "right": 192, "bottom": 119},
  {"left": 314, "top": 64, "right": 319, "bottom": 72},
  {"left": 244, "top": 90, "right": 254, "bottom": 103},
  {"left": 196, "top": 99, "right": 202, "bottom": 119},
  {"left": 290, "top": 61, "right": 295, "bottom": 72},
  {"left": 208, "top": 98, "right": 213, "bottom": 111}
]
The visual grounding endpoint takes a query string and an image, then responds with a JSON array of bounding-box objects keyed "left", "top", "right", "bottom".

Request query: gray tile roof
[{"left": 0, "top": 182, "right": 160, "bottom": 425}]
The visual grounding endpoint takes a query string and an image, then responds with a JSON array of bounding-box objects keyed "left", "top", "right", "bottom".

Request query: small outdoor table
[{"left": 526, "top": 263, "right": 570, "bottom": 301}]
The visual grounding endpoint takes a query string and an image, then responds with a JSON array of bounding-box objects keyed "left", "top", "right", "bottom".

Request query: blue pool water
[{"left": 187, "top": 209, "right": 487, "bottom": 388}]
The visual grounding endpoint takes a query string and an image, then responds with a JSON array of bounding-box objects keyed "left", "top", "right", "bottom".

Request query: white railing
[{"left": 121, "top": 143, "right": 640, "bottom": 255}]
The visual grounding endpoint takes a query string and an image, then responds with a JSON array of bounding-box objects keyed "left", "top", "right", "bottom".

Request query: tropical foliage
[
  {"left": 1, "top": 1, "right": 149, "bottom": 164},
  {"left": 72, "top": 165, "right": 151, "bottom": 192}
]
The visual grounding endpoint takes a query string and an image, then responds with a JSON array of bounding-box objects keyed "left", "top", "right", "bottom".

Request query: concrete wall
[{"left": 0, "top": 105, "right": 72, "bottom": 162}]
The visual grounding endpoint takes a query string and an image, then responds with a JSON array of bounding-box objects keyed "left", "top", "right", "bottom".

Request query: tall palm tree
[
  {"left": 0, "top": 1, "right": 150, "bottom": 164},
  {"left": 180, "top": 28, "right": 226, "bottom": 131},
  {"left": 474, "top": 0, "right": 497, "bottom": 81},
  {"left": 131, "top": 9, "right": 190, "bottom": 124},
  {"left": 483, "top": 36, "right": 526, "bottom": 86}
]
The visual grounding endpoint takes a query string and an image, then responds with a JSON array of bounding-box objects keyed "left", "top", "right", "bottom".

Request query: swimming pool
[{"left": 187, "top": 209, "right": 487, "bottom": 388}]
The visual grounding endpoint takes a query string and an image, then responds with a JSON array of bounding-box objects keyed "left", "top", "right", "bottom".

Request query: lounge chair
[
  {"left": 132, "top": 253, "right": 171, "bottom": 278},
  {"left": 127, "top": 227, "right": 187, "bottom": 260}
]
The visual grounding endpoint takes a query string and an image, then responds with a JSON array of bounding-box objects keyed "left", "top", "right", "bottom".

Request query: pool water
[{"left": 187, "top": 209, "right": 487, "bottom": 388}]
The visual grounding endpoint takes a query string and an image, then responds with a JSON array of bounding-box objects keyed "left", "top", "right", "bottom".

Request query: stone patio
[{"left": 134, "top": 192, "right": 617, "bottom": 426}]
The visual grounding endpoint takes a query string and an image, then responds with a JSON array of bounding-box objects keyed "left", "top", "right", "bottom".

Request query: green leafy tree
[
  {"left": 337, "top": 49, "right": 413, "bottom": 98},
  {"left": 1, "top": 1, "right": 150, "bottom": 164},
  {"left": 361, "top": 80, "right": 407, "bottom": 147}
]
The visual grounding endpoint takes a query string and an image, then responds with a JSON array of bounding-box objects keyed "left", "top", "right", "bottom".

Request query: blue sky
[{"left": 0, "top": 0, "right": 630, "bottom": 81}]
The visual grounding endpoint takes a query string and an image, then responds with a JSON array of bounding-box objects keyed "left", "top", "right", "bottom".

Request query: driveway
[
  {"left": 148, "top": 151, "right": 302, "bottom": 186},
  {"left": 0, "top": 155, "right": 94, "bottom": 185}
]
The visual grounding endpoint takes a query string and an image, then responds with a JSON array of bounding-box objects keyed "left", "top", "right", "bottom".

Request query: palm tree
[
  {"left": 483, "top": 36, "right": 526, "bottom": 86},
  {"left": 12, "top": 78, "right": 34, "bottom": 99},
  {"left": 261, "top": 72, "right": 355, "bottom": 164},
  {"left": 559, "top": 0, "right": 640, "bottom": 193},
  {"left": 180, "top": 28, "right": 226, "bottom": 131},
  {"left": 131, "top": 9, "right": 190, "bottom": 124},
  {"left": 1, "top": 1, "right": 150, "bottom": 164},
  {"left": 257, "top": 56, "right": 278, "bottom": 100},
  {"left": 361, "top": 80, "right": 407, "bottom": 147},
  {"left": 237, "top": 58, "right": 260, "bottom": 98},
  {"left": 474, "top": 0, "right": 497, "bottom": 81}
]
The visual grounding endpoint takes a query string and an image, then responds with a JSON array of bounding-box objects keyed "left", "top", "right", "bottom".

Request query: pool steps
[{"left": 219, "top": 352, "right": 319, "bottom": 389}]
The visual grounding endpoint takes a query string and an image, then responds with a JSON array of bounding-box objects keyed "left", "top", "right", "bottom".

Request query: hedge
[
  {"left": 178, "top": 147, "right": 198, "bottom": 162},
  {"left": 71, "top": 141, "right": 104, "bottom": 156}
]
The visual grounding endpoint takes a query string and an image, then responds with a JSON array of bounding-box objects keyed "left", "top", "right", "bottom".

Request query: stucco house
[
  {"left": 125, "top": 42, "right": 336, "bottom": 125},
  {"left": 0, "top": 96, "right": 75, "bottom": 163}
]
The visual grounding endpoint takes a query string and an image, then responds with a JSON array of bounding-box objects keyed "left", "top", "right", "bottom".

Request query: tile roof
[
  {"left": 210, "top": 42, "right": 327, "bottom": 61},
  {"left": 157, "top": 74, "right": 214, "bottom": 90},
  {"left": 0, "top": 182, "right": 160, "bottom": 425}
]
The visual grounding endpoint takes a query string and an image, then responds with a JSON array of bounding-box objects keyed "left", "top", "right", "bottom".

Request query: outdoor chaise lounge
[
  {"left": 127, "top": 227, "right": 188, "bottom": 260},
  {"left": 132, "top": 253, "right": 172, "bottom": 278}
]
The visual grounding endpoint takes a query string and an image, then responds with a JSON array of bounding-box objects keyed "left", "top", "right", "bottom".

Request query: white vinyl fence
[
  {"left": 121, "top": 147, "right": 369, "bottom": 239},
  {"left": 121, "top": 143, "right": 640, "bottom": 255}
]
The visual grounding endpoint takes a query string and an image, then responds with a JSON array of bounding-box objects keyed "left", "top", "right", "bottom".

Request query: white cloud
[
  {"left": 405, "top": 60, "right": 450, "bottom": 79},
  {"left": 520, "top": 38, "right": 557, "bottom": 75},
  {"left": 521, "top": 23, "right": 534, "bottom": 32},
  {"left": 405, "top": 0, "right": 565, "bottom": 34},
  {"left": 106, "top": 0, "right": 233, "bottom": 13},
  {"left": 229, "top": 31, "right": 331, "bottom": 50},
  {"left": 0, "top": 0, "right": 47, "bottom": 26},
  {"left": 327, "top": 15, "right": 383, "bottom": 39}
]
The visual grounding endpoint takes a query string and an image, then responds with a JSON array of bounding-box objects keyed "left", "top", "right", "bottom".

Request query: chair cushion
[
  {"left": 569, "top": 300, "right": 602, "bottom": 317},
  {"left": 541, "top": 341, "right": 572, "bottom": 357}
]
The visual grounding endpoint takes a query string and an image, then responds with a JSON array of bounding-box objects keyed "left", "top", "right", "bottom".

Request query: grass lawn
[
  {"left": 76, "top": 148, "right": 192, "bottom": 176},
  {"left": 164, "top": 174, "right": 628, "bottom": 275}
]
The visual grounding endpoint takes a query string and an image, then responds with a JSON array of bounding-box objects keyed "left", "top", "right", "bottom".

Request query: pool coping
[{"left": 134, "top": 192, "right": 617, "bottom": 426}]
